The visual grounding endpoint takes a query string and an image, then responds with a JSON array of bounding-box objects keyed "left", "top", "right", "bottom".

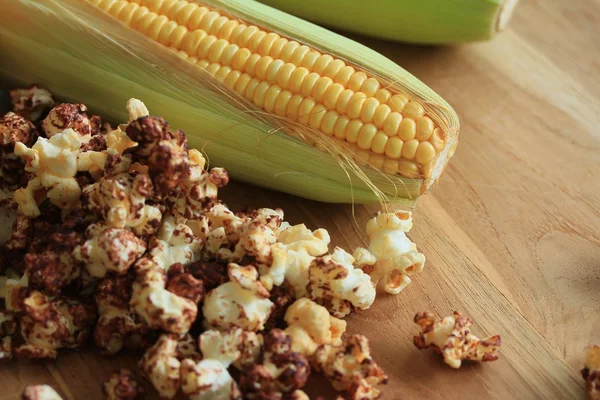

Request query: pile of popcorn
[{"left": 0, "top": 86, "right": 434, "bottom": 399}]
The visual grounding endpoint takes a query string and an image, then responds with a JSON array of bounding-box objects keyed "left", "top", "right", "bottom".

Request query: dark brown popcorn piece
[
  {"left": 186, "top": 260, "right": 229, "bottom": 291},
  {"left": 266, "top": 283, "right": 295, "bottom": 330},
  {"left": 166, "top": 263, "right": 204, "bottom": 304},
  {"left": 0, "top": 112, "right": 38, "bottom": 187},
  {"left": 103, "top": 369, "right": 144, "bottom": 400},
  {"left": 240, "top": 329, "right": 310, "bottom": 399},
  {"left": 125, "top": 115, "right": 169, "bottom": 158}
]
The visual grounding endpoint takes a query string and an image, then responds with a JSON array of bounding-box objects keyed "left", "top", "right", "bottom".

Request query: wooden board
[{"left": 1, "top": 0, "right": 599, "bottom": 398}]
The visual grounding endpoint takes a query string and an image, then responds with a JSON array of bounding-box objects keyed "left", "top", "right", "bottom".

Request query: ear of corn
[
  {"left": 0, "top": 0, "right": 459, "bottom": 205},
  {"left": 256, "top": 0, "right": 519, "bottom": 44}
]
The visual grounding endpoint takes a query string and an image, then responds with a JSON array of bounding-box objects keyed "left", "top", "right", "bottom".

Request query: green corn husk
[
  {"left": 0, "top": 0, "right": 459, "bottom": 205},
  {"left": 257, "top": 0, "right": 520, "bottom": 44}
]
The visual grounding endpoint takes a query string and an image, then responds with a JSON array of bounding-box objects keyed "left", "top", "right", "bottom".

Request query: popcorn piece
[
  {"left": 260, "top": 224, "right": 330, "bottom": 298},
  {"left": 306, "top": 247, "right": 376, "bottom": 318},
  {"left": 199, "top": 328, "right": 262, "bottom": 369},
  {"left": 103, "top": 369, "right": 144, "bottom": 400},
  {"left": 0, "top": 273, "right": 28, "bottom": 311},
  {"left": 105, "top": 127, "right": 137, "bottom": 156},
  {"left": 82, "top": 171, "right": 162, "bottom": 236},
  {"left": 73, "top": 223, "right": 146, "bottom": 278},
  {"left": 166, "top": 263, "right": 204, "bottom": 304},
  {"left": 177, "top": 333, "right": 201, "bottom": 361},
  {"left": 413, "top": 311, "right": 502, "bottom": 369},
  {"left": 131, "top": 266, "right": 198, "bottom": 334},
  {"left": 125, "top": 115, "right": 169, "bottom": 158},
  {"left": 14, "top": 129, "right": 82, "bottom": 216},
  {"left": 167, "top": 150, "right": 229, "bottom": 218},
  {"left": 131, "top": 215, "right": 202, "bottom": 334},
  {"left": 240, "top": 329, "right": 310, "bottom": 399},
  {"left": 313, "top": 334, "right": 388, "bottom": 399},
  {"left": 180, "top": 358, "right": 242, "bottom": 400},
  {"left": 0, "top": 112, "right": 38, "bottom": 188},
  {"left": 9, "top": 85, "right": 55, "bottom": 121},
  {"left": 186, "top": 260, "right": 228, "bottom": 291},
  {"left": 94, "top": 274, "right": 150, "bottom": 355},
  {"left": 148, "top": 134, "right": 190, "bottom": 198},
  {"left": 582, "top": 345, "right": 600, "bottom": 400},
  {"left": 23, "top": 230, "right": 84, "bottom": 296},
  {"left": 211, "top": 207, "right": 283, "bottom": 265},
  {"left": 126, "top": 98, "right": 149, "bottom": 122},
  {"left": 139, "top": 334, "right": 181, "bottom": 399},
  {"left": 42, "top": 103, "right": 92, "bottom": 137},
  {"left": 22, "top": 385, "right": 64, "bottom": 400},
  {"left": 353, "top": 212, "right": 425, "bottom": 294},
  {"left": 0, "top": 311, "right": 17, "bottom": 360},
  {"left": 203, "top": 264, "right": 274, "bottom": 332},
  {"left": 15, "top": 290, "right": 96, "bottom": 359},
  {"left": 284, "top": 298, "right": 346, "bottom": 357},
  {"left": 266, "top": 283, "right": 295, "bottom": 330}
]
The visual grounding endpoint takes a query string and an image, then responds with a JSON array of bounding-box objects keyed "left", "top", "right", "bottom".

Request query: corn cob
[
  {"left": 257, "top": 0, "right": 519, "bottom": 44},
  {"left": 0, "top": 0, "right": 459, "bottom": 205}
]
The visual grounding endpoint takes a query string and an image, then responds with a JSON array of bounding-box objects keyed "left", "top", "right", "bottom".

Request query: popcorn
[
  {"left": 0, "top": 112, "right": 38, "bottom": 188},
  {"left": 260, "top": 224, "right": 330, "bottom": 298},
  {"left": 186, "top": 260, "right": 228, "bottom": 291},
  {"left": 582, "top": 345, "right": 600, "bottom": 400},
  {"left": 166, "top": 263, "right": 204, "bottom": 304},
  {"left": 73, "top": 223, "right": 146, "bottom": 277},
  {"left": 139, "top": 334, "right": 182, "bottom": 399},
  {"left": 177, "top": 333, "right": 201, "bottom": 361},
  {"left": 240, "top": 329, "right": 310, "bottom": 399},
  {"left": 167, "top": 151, "right": 229, "bottom": 218},
  {"left": 413, "top": 311, "right": 502, "bottom": 369},
  {"left": 203, "top": 264, "right": 274, "bottom": 332},
  {"left": 180, "top": 358, "right": 242, "bottom": 400},
  {"left": 306, "top": 247, "right": 376, "bottom": 318},
  {"left": 126, "top": 98, "right": 149, "bottom": 122},
  {"left": 0, "top": 311, "right": 17, "bottom": 360},
  {"left": 22, "top": 385, "right": 64, "bottom": 400},
  {"left": 283, "top": 298, "right": 346, "bottom": 356},
  {"left": 148, "top": 134, "right": 190, "bottom": 198},
  {"left": 9, "top": 85, "right": 55, "bottom": 121},
  {"left": 14, "top": 128, "right": 82, "bottom": 216},
  {"left": 199, "top": 328, "right": 262, "bottom": 369},
  {"left": 312, "top": 334, "right": 388, "bottom": 399},
  {"left": 82, "top": 171, "right": 162, "bottom": 236},
  {"left": 131, "top": 215, "right": 202, "bottom": 333},
  {"left": 212, "top": 207, "right": 283, "bottom": 265},
  {"left": 0, "top": 273, "right": 29, "bottom": 311},
  {"left": 15, "top": 290, "right": 96, "bottom": 359},
  {"left": 353, "top": 212, "right": 425, "bottom": 294},
  {"left": 94, "top": 274, "right": 150, "bottom": 355},
  {"left": 42, "top": 103, "right": 92, "bottom": 138},
  {"left": 103, "top": 369, "right": 144, "bottom": 400}
]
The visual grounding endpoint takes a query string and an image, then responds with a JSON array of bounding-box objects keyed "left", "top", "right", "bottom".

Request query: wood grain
[{"left": 1, "top": 0, "right": 599, "bottom": 398}]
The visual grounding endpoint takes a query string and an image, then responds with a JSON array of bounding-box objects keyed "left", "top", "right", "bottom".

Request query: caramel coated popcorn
[
  {"left": 354, "top": 212, "right": 425, "bottom": 294},
  {"left": 313, "top": 334, "right": 388, "bottom": 399},
  {"left": 413, "top": 311, "right": 502, "bottom": 368},
  {"left": 103, "top": 369, "right": 144, "bottom": 400},
  {"left": 1, "top": 89, "right": 434, "bottom": 399},
  {"left": 582, "top": 345, "right": 600, "bottom": 400}
]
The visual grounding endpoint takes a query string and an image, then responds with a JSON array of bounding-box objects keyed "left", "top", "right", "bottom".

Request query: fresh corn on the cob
[
  {"left": 257, "top": 0, "right": 520, "bottom": 44},
  {"left": 0, "top": 0, "right": 459, "bottom": 205}
]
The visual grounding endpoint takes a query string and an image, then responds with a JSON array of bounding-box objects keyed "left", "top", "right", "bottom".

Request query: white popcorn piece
[
  {"left": 10, "top": 85, "right": 55, "bottom": 121},
  {"left": 14, "top": 128, "right": 82, "bottom": 216},
  {"left": 0, "top": 273, "right": 28, "bottom": 311},
  {"left": 180, "top": 358, "right": 241, "bottom": 400},
  {"left": 203, "top": 264, "right": 274, "bottom": 332},
  {"left": 199, "top": 328, "right": 262, "bottom": 369},
  {"left": 127, "top": 98, "right": 150, "bottom": 122},
  {"left": 413, "top": 311, "right": 502, "bottom": 369},
  {"left": 139, "top": 334, "right": 181, "bottom": 399},
  {"left": 260, "top": 224, "right": 330, "bottom": 298},
  {"left": 284, "top": 298, "right": 346, "bottom": 357},
  {"left": 307, "top": 247, "right": 376, "bottom": 318},
  {"left": 353, "top": 212, "right": 425, "bottom": 294},
  {"left": 73, "top": 223, "right": 147, "bottom": 278},
  {"left": 22, "top": 385, "right": 64, "bottom": 400}
]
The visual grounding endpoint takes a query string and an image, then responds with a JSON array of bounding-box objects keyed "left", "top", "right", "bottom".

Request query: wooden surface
[{"left": 1, "top": 0, "right": 599, "bottom": 398}]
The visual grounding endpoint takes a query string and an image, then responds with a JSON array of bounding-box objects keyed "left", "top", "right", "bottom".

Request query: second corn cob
[{"left": 0, "top": 0, "right": 459, "bottom": 204}]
